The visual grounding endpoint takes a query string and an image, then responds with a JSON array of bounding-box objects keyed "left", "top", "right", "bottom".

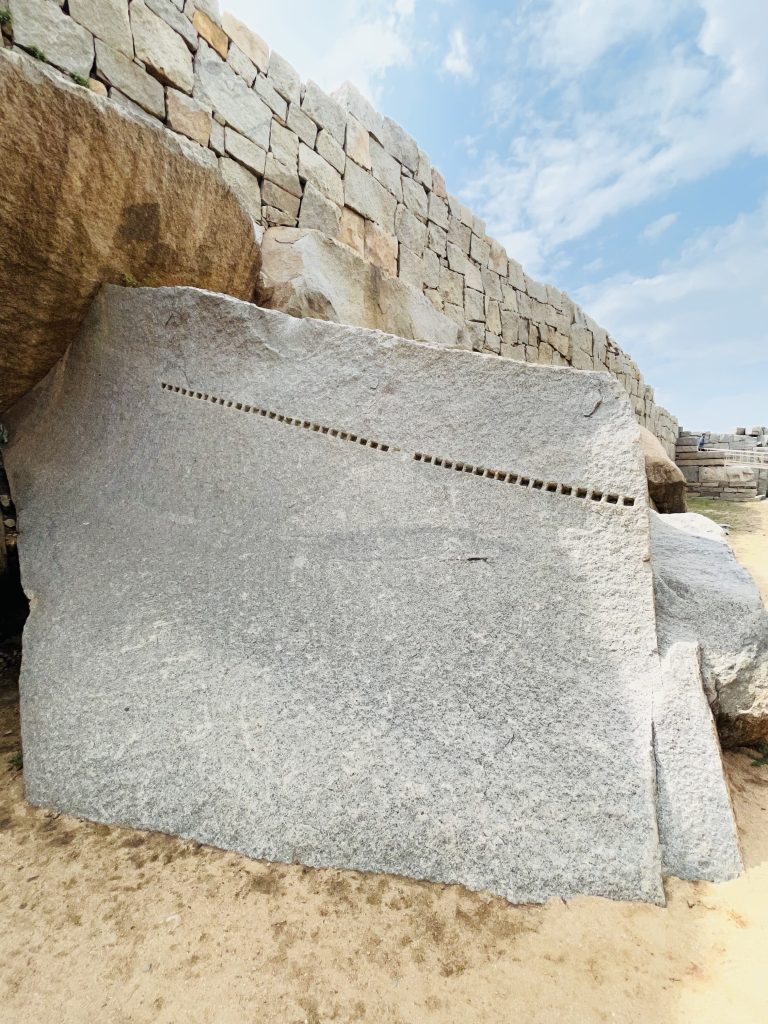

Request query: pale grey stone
[
  {"left": 507, "top": 258, "right": 525, "bottom": 291},
  {"left": 257, "top": 228, "right": 464, "bottom": 349},
  {"left": 301, "top": 80, "right": 346, "bottom": 145},
  {"left": 194, "top": 50, "right": 271, "bottom": 149},
  {"left": 254, "top": 72, "right": 287, "bottom": 120},
  {"left": 344, "top": 161, "right": 397, "bottom": 232},
  {"left": 109, "top": 87, "right": 160, "bottom": 126},
  {"left": 270, "top": 119, "right": 299, "bottom": 169},
  {"left": 438, "top": 265, "right": 463, "bottom": 306},
  {"left": 316, "top": 129, "right": 345, "bottom": 174},
  {"left": 267, "top": 49, "right": 300, "bottom": 105},
  {"left": 470, "top": 233, "right": 491, "bottom": 267},
  {"left": 220, "top": 12, "right": 268, "bottom": 72},
  {"left": 398, "top": 246, "right": 425, "bottom": 291},
  {"left": 263, "top": 204, "right": 296, "bottom": 228},
  {"left": 144, "top": 0, "right": 197, "bottom": 50},
  {"left": 298, "top": 143, "right": 343, "bottom": 207},
  {"left": 527, "top": 276, "right": 548, "bottom": 304},
  {"left": 69, "top": 0, "right": 132, "bottom": 57},
  {"left": 261, "top": 179, "right": 300, "bottom": 218},
  {"left": 227, "top": 43, "right": 256, "bottom": 86},
  {"left": 447, "top": 216, "right": 471, "bottom": 253},
  {"left": 188, "top": 0, "right": 220, "bottom": 24},
  {"left": 651, "top": 511, "right": 768, "bottom": 746},
  {"left": 421, "top": 248, "right": 440, "bottom": 290},
  {"left": 653, "top": 642, "right": 742, "bottom": 881},
  {"left": 132, "top": 1, "right": 193, "bottom": 93},
  {"left": 95, "top": 40, "right": 165, "bottom": 118},
  {"left": 218, "top": 155, "right": 261, "bottom": 220},
  {"left": 464, "top": 287, "right": 484, "bottom": 322},
  {"left": 481, "top": 266, "right": 503, "bottom": 302},
  {"left": 224, "top": 127, "right": 266, "bottom": 176},
  {"left": 264, "top": 151, "right": 301, "bottom": 198},
  {"left": 380, "top": 114, "right": 418, "bottom": 171},
  {"left": 332, "top": 80, "right": 384, "bottom": 141},
  {"left": 401, "top": 176, "right": 428, "bottom": 222},
  {"left": 427, "top": 222, "right": 447, "bottom": 258},
  {"left": 298, "top": 183, "right": 342, "bottom": 236},
  {"left": 369, "top": 139, "right": 402, "bottom": 200},
  {"left": 9, "top": 0, "right": 94, "bottom": 77},
  {"left": 428, "top": 192, "right": 449, "bottom": 230},
  {"left": 395, "top": 204, "right": 427, "bottom": 255},
  {"left": 415, "top": 148, "right": 432, "bottom": 188},
  {"left": 287, "top": 102, "right": 317, "bottom": 148},
  {"left": 209, "top": 117, "right": 225, "bottom": 154}
]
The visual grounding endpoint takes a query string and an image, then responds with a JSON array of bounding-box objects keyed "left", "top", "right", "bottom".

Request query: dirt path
[{"left": 1, "top": 505, "right": 767, "bottom": 1024}]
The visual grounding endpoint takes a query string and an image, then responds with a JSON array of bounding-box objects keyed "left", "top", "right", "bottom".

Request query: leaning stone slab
[
  {"left": 257, "top": 227, "right": 466, "bottom": 349},
  {"left": 651, "top": 511, "right": 768, "bottom": 746},
  {"left": 7, "top": 285, "right": 668, "bottom": 904},
  {"left": 653, "top": 642, "right": 742, "bottom": 881}
]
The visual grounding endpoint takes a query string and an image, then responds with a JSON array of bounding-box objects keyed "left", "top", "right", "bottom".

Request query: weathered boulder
[
  {"left": 639, "top": 426, "right": 686, "bottom": 513},
  {"left": 0, "top": 50, "right": 260, "bottom": 412},
  {"left": 256, "top": 227, "right": 467, "bottom": 349},
  {"left": 651, "top": 511, "right": 768, "bottom": 746}
]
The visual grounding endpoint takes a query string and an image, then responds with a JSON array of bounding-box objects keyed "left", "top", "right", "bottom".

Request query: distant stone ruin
[
  {"left": 3, "top": 287, "right": 741, "bottom": 903},
  {"left": 677, "top": 428, "right": 768, "bottom": 501}
]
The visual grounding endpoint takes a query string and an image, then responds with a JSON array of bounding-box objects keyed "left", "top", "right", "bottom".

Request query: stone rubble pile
[{"left": 1, "top": 0, "right": 678, "bottom": 453}]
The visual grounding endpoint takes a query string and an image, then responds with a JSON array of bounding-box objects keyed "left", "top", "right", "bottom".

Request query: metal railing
[{"left": 701, "top": 447, "right": 768, "bottom": 466}]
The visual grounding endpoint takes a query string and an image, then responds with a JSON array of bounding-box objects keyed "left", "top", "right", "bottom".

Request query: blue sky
[{"left": 227, "top": 0, "right": 768, "bottom": 431}]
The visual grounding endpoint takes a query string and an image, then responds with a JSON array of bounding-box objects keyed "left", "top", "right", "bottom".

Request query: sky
[{"left": 226, "top": 0, "right": 768, "bottom": 431}]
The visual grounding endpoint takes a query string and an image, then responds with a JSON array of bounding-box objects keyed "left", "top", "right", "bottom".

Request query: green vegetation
[
  {"left": 8, "top": 750, "right": 22, "bottom": 772},
  {"left": 120, "top": 271, "right": 159, "bottom": 289},
  {"left": 70, "top": 72, "right": 89, "bottom": 87},
  {"left": 750, "top": 741, "right": 768, "bottom": 767},
  {"left": 0, "top": 10, "right": 12, "bottom": 27},
  {"left": 686, "top": 495, "right": 762, "bottom": 533},
  {"left": 26, "top": 45, "right": 47, "bottom": 62}
]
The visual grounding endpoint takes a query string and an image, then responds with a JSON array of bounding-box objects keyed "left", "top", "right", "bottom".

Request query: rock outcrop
[
  {"left": 256, "top": 227, "right": 467, "bottom": 348},
  {"left": 0, "top": 51, "right": 260, "bottom": 412},
  {"left": 651, "top": 511, "right": 768, "bottom": 746},
  {"left": 640, "top": 426, "right": 686, "bottom": 512}
]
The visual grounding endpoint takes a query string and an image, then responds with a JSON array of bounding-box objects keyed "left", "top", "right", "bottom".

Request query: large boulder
[
  {"left": 256, "top": 227, "right": 467, "bottom": 349},
  {"left": 0, "top": 50, "right": 260, "bottom": 412},
  {"left": 639, "top": 426, "right": 686, "bottom": 512},
  {"left": 651, "top": 511, "right": 768, "bottom": 746}
]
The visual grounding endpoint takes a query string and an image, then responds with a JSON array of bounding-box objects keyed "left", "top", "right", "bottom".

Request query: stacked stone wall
[{"left": 1, "top": 0, "right": 679, "bottom": 454}]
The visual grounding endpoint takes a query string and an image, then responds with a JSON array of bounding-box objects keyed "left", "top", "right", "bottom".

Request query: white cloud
[
  {"left": 223, "top": 0, "right": 416, "bottom": 98},
  {"left": 462, "top": 0, "right": 768, "bottom": 275},
  {"left": 642, "top": 212, "right": 679, "bottom": 240},
  {"left": 576, "top": 198, "right": 768, "bottom": 430},
  {"left": 442, "top": 28, "right": 473, "bottom": 79}
]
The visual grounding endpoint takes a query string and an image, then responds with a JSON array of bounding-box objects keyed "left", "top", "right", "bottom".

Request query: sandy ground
[{"left": 1, "top": 503, "right": 767, "bottom": 1024}]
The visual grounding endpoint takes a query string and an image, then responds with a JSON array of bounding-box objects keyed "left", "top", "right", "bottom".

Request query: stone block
[
  {"left": 69, "top": 0, "right": 132, "bottom": 57},
  {"left": 345, "top": 115, "right": 370, "bottom": 169},
  {"left": 316, "top": 128, "right": 346, "bottom": 174},
  {"left": 254, "top": 73, "right": 287, "bottom": 121},
  {"left": 132, "top": 1, "right": 193, "bottom": 93},
  {"left": 298, "top": 143, "right": 343, "bottom": 207},
  {"left": 486, "top": 298, "right": 502, "bottom": 336},
  {"left": 484, "top": 331, "right": 501, "bottom": 354},
  {"left": 365, "top": 220, "right": 398, "bottom": 277},
  {"left": 464, "top": 286, "right": 484, "bottom": 322},
  {"left": 398, "top": 245, "right": 424, "bottom": 290},
  {"left": 220, "top": 11, "right": 268, "bottom": 72},
  {"left": 227, "top": 43, "right": 256, "bottom": 86},
  {"left": 470, "top": 232, "right": 490, "bottom": 267},
  {"left": 332, "top": 80, "right": 384, "bottom": 141},
  {"left": 344, "top": 160, "right": 397, "bottom": 232},
  {"left": 145, "top": 0, "right": 197, "bottom": 51},
  {"left": 301, "top": 80, "right": 346, "bottom": 145},
  {"left": 369, "top": 138, "right": 402, "bottom": 200},
  {"left": 218, "top": 155, "right": 261, "bottom": 220},
  {"left": 9, "top": 0, "right": 94, "bottom": 77},
  {"left": 270, "top": 119, "right": 298, "bottom": 168},
  {"left": 488, "top": 239, "right": 507, "bottom": 276},
  {"left": 261, "top": 178, "right": 300, "bottom": 218},
  {"left": 394, "top": 204, "right": 426, "bottom": 255},
  {"left": 286, "top": 102, "right": 317, "bottom": 148},
  {"left": 415, "top": 148, "right": 432, "bottom": 188},
  {"left": 427, "top": 222, "right": 447, "bottom": 258},
  {"left": 431, "top": 166, "right": 447, "bottom": 197},
  {"left": 428, "top": 192, "right": 449, "bottom": 230},
  {"left": 481, "top": 266, "right": 503, "bottom": 301},
  {"left": 192, "top": 8, "right": 228, "bottom": 58},
  {"left": 447, "top": 216, "right": 471, "bottom": 253},
  {"left": 95, "top": 40, "right": 165, "bottom": 118},
  {"left": 167, "top": 88, "right": 211, "bottom": 145},
  {"left": 507, "top": 258, "right": 525, "bottom": 291},
  {"left": 339, "top": 206, "right": 365, "bottom": 256},
  {"left": 379, "top": 114, "right": 418, "bottom": 171},
  {"left": 209, "top": 117, "right": 224, "bottom": 154},
  {"left": 298, "top": 182, "right": 342, "bottom": 237},
  {"left": 267, "top": 50, "right": 300, "bottom": 105},
  {"left": 401, "top": 176, "right": 428, "bottom": 222},
  {"left": 263, "top": 204, "right": 296, "bottom": 227},
  {"left": 194, "top": 50, "right": 271, "bottom": 149},
  {"left": 225, "top": 127, "right": 266, "bottom": 176}
]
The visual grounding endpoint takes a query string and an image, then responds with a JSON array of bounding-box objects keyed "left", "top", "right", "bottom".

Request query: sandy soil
[{"left": 1, "top": 504, "right": 767, "bottom": 1024}]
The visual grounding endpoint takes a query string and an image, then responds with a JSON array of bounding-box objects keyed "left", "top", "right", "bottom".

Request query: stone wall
[
  {"left": 1, "top": 0, "right": 679, "bottom": 454},
  {"left": 676, "top": 428, "right": 768, "bottom": 502}
]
